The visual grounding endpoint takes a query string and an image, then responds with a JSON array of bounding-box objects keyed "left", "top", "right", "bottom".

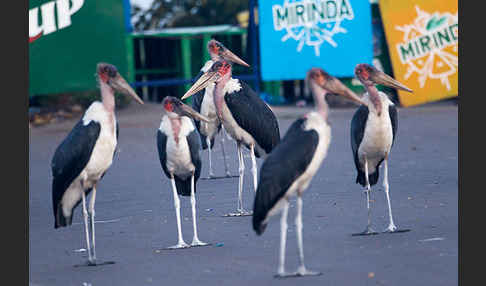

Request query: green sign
[{"left": 29, "top": 0, "right": 130, "bottom": 96}]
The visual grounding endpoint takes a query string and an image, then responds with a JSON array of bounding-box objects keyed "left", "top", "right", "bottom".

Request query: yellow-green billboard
[{"left": 379, "top": 0, "right": 458, "bottom": 107}]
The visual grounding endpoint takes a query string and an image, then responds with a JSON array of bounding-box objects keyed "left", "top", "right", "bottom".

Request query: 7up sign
[{"left": 29, "top": 0, "right": 85, "bottom": 43}]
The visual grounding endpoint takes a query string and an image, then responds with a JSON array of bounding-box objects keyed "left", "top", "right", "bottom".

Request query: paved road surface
[{"left": 29, "top": 101, "right": 458, "bottom": 286}]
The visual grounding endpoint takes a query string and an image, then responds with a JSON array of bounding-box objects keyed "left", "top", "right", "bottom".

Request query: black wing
[
  {"left": 187, "top": 129, "right": 202, "bottom": 182},
  {"left": 51, "top": 119, "right": 101, "bottom": 227},
  {"left": 389, "top": 104, "right": 398, "bottom": 146},
  {"left": 252, "top": 118, "right": 318, "bottom": 235},
  {"left": 157, "top": 129, "right": 171, "bottom": 179},
  {"left": 225, "top": 80, "right": 280, "bottom": 157},
  {"left": 350, "top": 105, "right": 370, "bottom": 186}
]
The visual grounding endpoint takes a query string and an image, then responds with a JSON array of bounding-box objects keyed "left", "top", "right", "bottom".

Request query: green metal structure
[
  {"left": 29, "top": 0, "right": 130, "bottom": 96},
  {"left": 126, "top": 25, "right": 248, "bottom": 94}
]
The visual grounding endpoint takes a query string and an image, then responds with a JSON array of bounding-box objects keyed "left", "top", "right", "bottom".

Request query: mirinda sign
[
  {"left": 380, "top": 0, "right": 458, "bottom": 107},
  {"left": 258, "top": 0, "right": 373, "bottom": 81}
]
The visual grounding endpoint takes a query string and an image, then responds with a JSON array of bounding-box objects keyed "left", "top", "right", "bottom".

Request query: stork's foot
[
  {"left": 191, "top": 239, "right": 210, "bottom": 247},
  {"left": 352, "top": 226, "right": 379, "bottom": 236},
  {"left": 222, "top": 209, "right": 253, "bottom": 217},
  {"left": 167, "top": 242, "right": 190, "bottom": 249},
  {"left": 74, "top": 260, "right": 115, "bottom": 267},
  {"left": 202, "top": 175, "right": 237, "bottom": 180},
  {"left": 383, "top": 226, "right": 411, "bottom": 234},
  {"left": 385, "top": 223, "right": 397, "bottom": 232},
  {"left": 274, "top": 267, "right": 322, "bottom": 278}
]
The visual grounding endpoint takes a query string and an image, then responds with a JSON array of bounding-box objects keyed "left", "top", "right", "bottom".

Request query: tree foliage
[{"left": 132, "top": 0, "right": 249, "bottom": 31}]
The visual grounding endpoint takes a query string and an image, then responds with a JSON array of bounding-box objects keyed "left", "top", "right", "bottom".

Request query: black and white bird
[
  {"left": 252, "top": 68, "right": 366, "bottom": 278},
  {"left": 182, "top": 60, "right": 280, "bottom": 217},
  {"left": 191, "top": 39, "right": 250, "bottom": 179},
  {"left": 157, "top": 96, "right": 212, "bottom": 249},
  {"left": 51, "top": 63, "right": 144, "bottom": 265},
  {"left": 351, "top": 63, "right": 413, "bottom": 235}
]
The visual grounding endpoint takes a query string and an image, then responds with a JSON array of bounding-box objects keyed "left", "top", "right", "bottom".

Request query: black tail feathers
[
  {"left": 253, "top": 219, "right": 267, "bottom": 236},
  {"left": 54, "top": 203, "right": 73, "bottom": 229},
  {"left": 356, "top": 168, "right": 380, "bottom": 187},
  {"left": 175, "top": 176, "right": 195, "bottom": 196}
]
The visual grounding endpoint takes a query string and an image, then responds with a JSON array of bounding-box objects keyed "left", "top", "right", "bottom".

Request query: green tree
[{"left": 132, "top": 0, "right": 248, "bottom": 31}]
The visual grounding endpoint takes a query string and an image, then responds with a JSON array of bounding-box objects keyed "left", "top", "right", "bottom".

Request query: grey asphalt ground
[{"left": 29, "top": 100, "right": 458, "bottom": 286}]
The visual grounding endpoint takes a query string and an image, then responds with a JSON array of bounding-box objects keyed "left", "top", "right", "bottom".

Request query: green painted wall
[{"left": 29, "top": 0, "right": 130, "bottom": 96}]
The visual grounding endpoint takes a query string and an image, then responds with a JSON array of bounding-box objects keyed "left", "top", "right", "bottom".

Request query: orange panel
[{"left": 379, "top": 0, "right": 458, "bottom": 107}]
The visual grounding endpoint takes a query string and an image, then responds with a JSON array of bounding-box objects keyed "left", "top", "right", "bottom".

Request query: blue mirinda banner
[{"left": 258, "top": 0, "right": 373, "bottom": 80}]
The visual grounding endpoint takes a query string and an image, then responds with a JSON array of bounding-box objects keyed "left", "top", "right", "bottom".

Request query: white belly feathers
[
  {"left": 61, "top": 102, "right": 117, "bottom": 216},
  {"left": 160, "top": 116, "right": 196, "bottom": 178},
  {"left": 358, "top": 92, "right": 394, "bottom": 173},
  {"left": 81, "top": 102, "right": 117, "bottom": 186}
]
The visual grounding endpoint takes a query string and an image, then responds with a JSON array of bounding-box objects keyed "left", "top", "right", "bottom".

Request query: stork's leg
[
  {"left": 220, "top": 131, "right": 231, "bottom": 177},
  {"left": 355, "top": 158, "right": 378, "bottom": 236},
  {"left": 383, "top": 154, "right": 398, "bottom": 232},
  {"left": 207, "top": 137, "right": 215, "bottom": 178},
  {"left": 190, "top": 173, "right": 209, "bottom": 247},
  {"left": 224, "top": 143, "right": 251, "bottom": 216},
  {"left": 250, "top": 144, "right": 258, "bottom": 192},
  {"left": 168, "top": 175, "right": 189, "bottom": 249},
  {"left": 274, "top": 199, "right": 290, "bottom": 278},
  {"left": 294, "top": 194, "right": 321, "bottom": 276},
  {"left": 88, "top": 187, "right": 97, "bottom": 263},
  {"left": 81, "top": 191, "right": 94, "bottom": 264}
]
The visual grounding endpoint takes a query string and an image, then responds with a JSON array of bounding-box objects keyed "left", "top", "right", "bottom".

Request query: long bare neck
[
  {"left": 365, "top": 84, "right": 382, "bottom": 116},
  {"left": 310, "top": 84, "right": 329, "bottom": 121},
  {"left": 100, "top": 81, "right": 115, "bottom": 113},
  {"left": 168, "top": 114, "right": 182, "bottom": 145},
  {"left": 214, "top": 72, "right": 231, "bottom": 118}
]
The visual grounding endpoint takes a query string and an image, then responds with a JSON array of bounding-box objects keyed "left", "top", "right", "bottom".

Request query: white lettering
[
  {"left": 57, "top": 0, "right": 85, "bottom": 30},
  {"left": 29, "top": 0, "right": 85, "bottom": 38}
]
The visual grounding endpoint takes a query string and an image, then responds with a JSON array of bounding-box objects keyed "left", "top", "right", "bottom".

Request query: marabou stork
[
  {"left": 51, "top": 63, "right": 144, "bottom": 266},
  {"left": 351, "top": 63, "right": 413, "bottom": 235},
  {"left": 191, "top": 39, "right": 250, "bottom": 179},
  {"left": 182, "top": 60, "right": 280, "bottom": 217},
  {"left": 252, "top": 68, "right": 367, "bottom": 278},
  {"left": 157, "top": 96, "right": 211, "bottom": 249}
]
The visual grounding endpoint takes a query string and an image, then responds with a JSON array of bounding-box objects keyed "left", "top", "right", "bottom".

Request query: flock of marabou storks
[{"left": 50, "top": 39, "right": 413, "bottom": 277}]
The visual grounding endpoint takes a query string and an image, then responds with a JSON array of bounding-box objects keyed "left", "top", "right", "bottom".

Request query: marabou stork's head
[
  {"left": 306, "top": 67, "right": 367, "bottom": 106},
  {"left": 97, "top": 63, "right": 144, "bottom": 104},
  {"left": 355, "top": 64, "right": 413, "bottom": 93},
  {"left": 162, "top": 96, "right": 210, "bottom": 122},
  {"left": 207, "top": 39, "right": 250, "bottom": 67},
  {"left": 181, "top": 60, "right": 232, "bottom": 100}
]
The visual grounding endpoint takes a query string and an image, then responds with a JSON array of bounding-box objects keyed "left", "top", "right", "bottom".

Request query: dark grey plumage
[
  {"left": 253, "top": 118, "right": 318, "bottom": 235},
  {"left": 225, "top": 80, "right": 280, "bottom": 157}
]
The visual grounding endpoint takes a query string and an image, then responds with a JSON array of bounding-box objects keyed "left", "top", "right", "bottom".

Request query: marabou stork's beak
[
  {"left": 109, "top": 74, "right": 144, "bottom": 104},
  {"left": 181, "top": 70, "right": 220, "bottom": 100},
  {"left": 179, "top": 103, "right": 211, "bottom": 123},
  {"left": 325, "top": 77, "right": 368, "bottom": 106},
  {"left": 370, "top": 70, "right": 413, "bottom": 93},
  {"left": 220, "top": 48, "right": 250, "bottom": 67}
]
